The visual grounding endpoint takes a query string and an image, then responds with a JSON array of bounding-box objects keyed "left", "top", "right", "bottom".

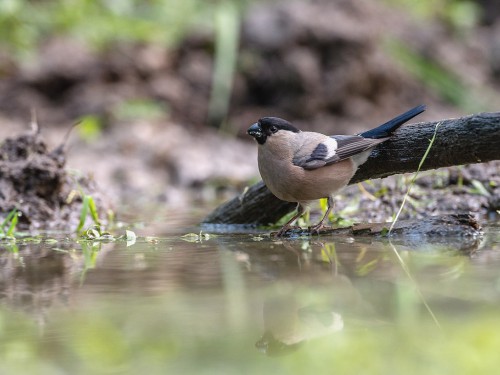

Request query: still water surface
[{"left": 0, "top": 219, "right": 499, "bottom": 374}]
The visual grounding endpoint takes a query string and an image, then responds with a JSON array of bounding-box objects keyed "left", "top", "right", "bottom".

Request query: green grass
[
  {"left": 0, "top": 209, "right": 19, "bottom": 238},
  {"left": 76, "top": 194, "right": 101, "bottom": 234}
]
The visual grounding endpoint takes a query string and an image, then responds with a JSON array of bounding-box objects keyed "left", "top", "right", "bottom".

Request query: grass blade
[
  {"left": 88, "top": 196, "right": 101, "bottom": 225},
  {"left": 388, "top": 122, "right": 441, "bottom": 235},
  {"left": 77, "top": 195, "right": 90, "bottom": 233},
  {"left": 6, "top": 211, "right": 18, "bottom": 237},
  {"left": 1, "top": 209, "right": 18, "bottom": 236}
]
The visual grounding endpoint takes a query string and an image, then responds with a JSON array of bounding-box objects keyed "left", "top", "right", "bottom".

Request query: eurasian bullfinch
[{"left": 247, "top": 105, "right": 426, "bottom": 236}]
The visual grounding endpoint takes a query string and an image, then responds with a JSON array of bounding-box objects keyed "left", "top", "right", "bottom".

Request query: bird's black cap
[{"left": 247, "top": 117, "right": 300, "bottom": 144}]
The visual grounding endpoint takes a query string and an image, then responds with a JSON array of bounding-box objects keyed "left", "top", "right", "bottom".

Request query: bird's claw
[
  {"left": 275, "top": 225, "right": 301, "bottom": 237},
  {"left": 308, "top": 224, "right": 329, "bottom": 235}
]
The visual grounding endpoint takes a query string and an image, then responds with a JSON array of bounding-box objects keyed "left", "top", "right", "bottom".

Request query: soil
[
  {"left": 0, "top": 128, "right": 107, "bottom": 231},
  {"left": 0, "top": 0, "right": 499, "bottom": 230}
]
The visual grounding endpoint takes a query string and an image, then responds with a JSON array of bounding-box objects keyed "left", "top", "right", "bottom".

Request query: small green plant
[
  {"left": 0, "top": 208, "right": 19, "bottom": 238},
  {"left": 78, "top": 115, "right": 103, "bottom": 143},
  {"left": 469, "top": 179, "right": 491, "bottom": 197},
  {"left": 76, "top": 194, "right": 101, "bottom": 234}
]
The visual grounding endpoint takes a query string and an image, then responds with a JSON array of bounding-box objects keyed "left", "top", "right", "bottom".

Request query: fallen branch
[
  {"left": 203, "top": 112, "right": 500, "bottom": 225},
  {"left": 265, "top": 214, "right": 481, "bottom": 249}
]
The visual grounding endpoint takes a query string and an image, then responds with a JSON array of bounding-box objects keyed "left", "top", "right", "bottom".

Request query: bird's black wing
[{"left": 292, "top": 135, "right": 385, "bottom": 170}]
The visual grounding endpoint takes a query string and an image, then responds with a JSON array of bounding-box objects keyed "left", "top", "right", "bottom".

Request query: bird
[{"left": 247, "top": 105, "right": 426, "bottom": 236}]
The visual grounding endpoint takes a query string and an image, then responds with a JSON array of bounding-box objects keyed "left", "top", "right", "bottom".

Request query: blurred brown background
[{"left": 0, "top": 0, "right": 499, "bottom": 211}]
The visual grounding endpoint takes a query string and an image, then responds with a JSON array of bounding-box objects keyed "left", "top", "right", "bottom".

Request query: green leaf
[
  {"left": 470, "top": 179, "right": 491, "bottom": 197},
  {"left": 88, "top": 196, "right": 101, "bottom": 225},
  {"left": 77, "top": 195, "right": 90, "bottom": 234},
  {"left": 78, "top": 115, "right": 102, "bottom": 142},
  {"left": 6, "top": 211, "right": 18, "bottom": 237}
]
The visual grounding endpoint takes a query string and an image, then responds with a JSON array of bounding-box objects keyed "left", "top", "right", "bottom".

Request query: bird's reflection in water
[
  {"left": 255, "top": 293, "right": 344, "bottom": 356},
  {"left": 251, "top": 239, "right": 387, "bottom": 356}
]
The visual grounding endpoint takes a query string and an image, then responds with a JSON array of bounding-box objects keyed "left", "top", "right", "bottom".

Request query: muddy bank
[{"left": 0, "top": 129, "right": 108, "bottom": 231}]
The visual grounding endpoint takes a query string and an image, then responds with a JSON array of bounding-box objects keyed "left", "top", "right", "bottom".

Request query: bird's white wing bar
[
  {"left": 331, "top": 135, "right": 385, "bottom": 162},
  {"left": 292, "top": 136, "right": 339, "bottom": 170},
  {"left": 292, "top": 135, "right": 383, "bottom": 170}
]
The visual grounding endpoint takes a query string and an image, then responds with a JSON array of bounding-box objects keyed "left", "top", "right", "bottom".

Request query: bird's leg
[
  {"left": 309, "top": 196, "right": 335, "bottom": 235},
  {"left": 276, "top": 204, "right": 305, "bottom": 237}
]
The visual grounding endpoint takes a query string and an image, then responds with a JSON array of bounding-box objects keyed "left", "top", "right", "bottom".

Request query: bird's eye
[{"left": 270, "top": 126, "right": 278, "bottom": 133}]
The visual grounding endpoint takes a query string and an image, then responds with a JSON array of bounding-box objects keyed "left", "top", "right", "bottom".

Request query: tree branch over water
[{"left": 203, "top": 112, "right": 500, "bottom": 226}]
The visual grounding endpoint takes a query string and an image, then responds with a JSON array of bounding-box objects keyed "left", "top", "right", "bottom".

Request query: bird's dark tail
[{"left": 360, "top": 104, "right": 426, "bottom": 139}]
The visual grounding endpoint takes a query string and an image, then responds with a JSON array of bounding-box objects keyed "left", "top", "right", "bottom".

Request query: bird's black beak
[{"left": 247, "top": 123, "right": 263, "bottom": 139}]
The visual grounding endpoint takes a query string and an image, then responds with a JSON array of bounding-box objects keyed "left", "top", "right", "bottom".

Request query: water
[{"left": 0, "top": 221, "right": 499, "bottom": 374}]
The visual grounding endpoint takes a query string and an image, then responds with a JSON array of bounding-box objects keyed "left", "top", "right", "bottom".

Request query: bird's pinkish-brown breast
[{"left": 258, "top": 133, "right": 357, "bottom": 203}]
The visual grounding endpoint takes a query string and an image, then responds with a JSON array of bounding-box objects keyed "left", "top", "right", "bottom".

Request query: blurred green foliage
[
  {"left": 391, "top": 42, "right": 467, "bottom": 106},
  {"left": 208, "top": 1, "right": 240, "bottom": 128},
  {"left": 382, "top": 0, "right": 489, "bottom": 112},
  {"left": 78, "top": 115, "right": 103, "bottom": 142},
  {"left": 0, "top": 0, "right": 225, "bottom": 59},
  {"left": 385, "top": 0, "right": 481, "bottom": 30},
  {"left": 387, "top": 40, "right": 489, "bottom": 112},
  {"left": 113, "top": 98, "right": 168, "bottom": 121},
  {"left": 0, "top": 0, "right": 491, "bottom": 124},
  {"left": 0, "top": 0, "right": 482, "bottom": 59},
  {"left": 0, "top": 0, "right": 247, "bottom": 128}
]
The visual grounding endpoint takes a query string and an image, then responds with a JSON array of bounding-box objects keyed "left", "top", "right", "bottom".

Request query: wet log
[
  {"left": 273, "top": 214, "right": 482, "bottom": 248},
  {"left": 281, "top": 213, "right": 480, "bottom": 237},
  {"left": 203, "top": 112, "right": 500, "bottom": 225}
]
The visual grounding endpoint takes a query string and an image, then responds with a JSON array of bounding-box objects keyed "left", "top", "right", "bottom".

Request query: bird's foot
[
  {"left": 308, "top": 224, "right": 331, "bottom": 235},
  {"left": 275, "top": 225, "right": 301, "bottom": 237}
]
